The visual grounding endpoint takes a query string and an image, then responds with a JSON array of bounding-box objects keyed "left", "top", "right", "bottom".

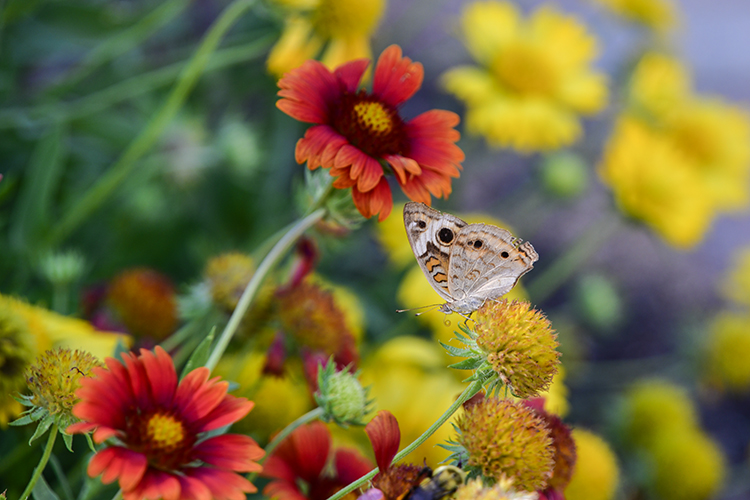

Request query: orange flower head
[
  {"left": 277, "top": 44, "right": 464, "bottom": 221},
  {"left": 68, "top": 347, "right": 264, "bottom": 500},
  {"left": 277, "top": 280, "right": 358, "bottom": 367},
  {"left": 107, "top": 268, "right": 177, "bottom": 340}
]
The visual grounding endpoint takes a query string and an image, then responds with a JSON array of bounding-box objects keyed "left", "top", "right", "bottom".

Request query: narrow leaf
[{"left": 180, "top": 326, "right": 215, "bottom": 379}]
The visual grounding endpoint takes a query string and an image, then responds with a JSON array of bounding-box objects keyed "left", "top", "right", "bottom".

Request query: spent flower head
[
  {"left": 107, "top": 267, "right": 178, "bottom": 340},
  {"left": 12, "top": 348, "right": 100, "bottom": 450},
  {"left": 453, "top": 397, "right": 554, "bottom": 491},
  {"left": 204, "top": 252, "right": 256, "bottom": 312},
  {"left": 444, "top": 300, "right": 559, "bottom": 399}
]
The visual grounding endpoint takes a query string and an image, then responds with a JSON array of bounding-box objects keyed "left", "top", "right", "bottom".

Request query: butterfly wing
[
  {"left": 403, "top": 202, "right": 467, "bottom": 302},
  {"left": 447, "top": 223, "right": 538, "bottom": 303}
]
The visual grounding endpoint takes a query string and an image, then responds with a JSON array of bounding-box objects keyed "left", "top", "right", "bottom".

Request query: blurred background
[{"left": 1, "top": 0, "right": 749, "bottom": 499}]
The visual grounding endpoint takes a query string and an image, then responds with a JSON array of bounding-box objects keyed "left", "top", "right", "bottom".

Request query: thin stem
[
  {"left": 19, "top": 424, "right": 59, "bottom": 500},
  {"left": 525, "top": 213, "right": 620, "bottom": 303},
  {"left": 47, "top": 0, "right": 258, "bottom": 246},
  {"left": 325, "top": 380, "right": 484, "bottom": 500},
  {"left": 204, "top": 208, "right": 327, "bottom": 371}
]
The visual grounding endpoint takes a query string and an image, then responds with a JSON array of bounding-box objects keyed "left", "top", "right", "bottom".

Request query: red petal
[
  {"left": 128, "top": 469, "right": 181, "bottom": 500},
  {"left": 178, "top": 475, "right": 212, "bottom": 500},
  {"left": 373, "top": 45, "right": 424, "bottom": 108},
  {"left": 406, "top": 110, "right": 461, "bottom": 140},
  {"left": 264, "top": 480, "right": 308, "bottom": 500},
  {"left": 384, "top": 155, "right": 421, "bottom": 183},
  {"left": 123, "top": 351, "right": 151, "bottom": 410},
  {"left": 334, "top": 59, "right": 370, "bottom": 94},
  {"left": 356, "top": 155, "right": 384, "bottom": 193},
  {"left": 193, "top": 434, "right": 265, "bottom": 471},
  {"left": 196, "top": 395, "right": 254, "bottom": 432},
  {"left": 187, "top": 468, "right": 256, "bottom": 500},
  {"left": 352, "top": 176, "right": 393, "bottom": 221},
  {"left": 277, "top": 60, "right": 340, "bottom": 124},
  {"left": 142, "top": 347, "right": 178, "bottom": 408},
  {"left": 334, "top": 144, "right": 363, "bottom": 170},
  {"left": 365, "top": 410, "right": 401, "bottom": 472},
  {"left": 334, "top": 448, "right": 374, "bottom": 484}
]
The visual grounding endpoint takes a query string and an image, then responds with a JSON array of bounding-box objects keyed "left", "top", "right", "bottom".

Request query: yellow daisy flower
[
  {"left": 267, "top": 0, "right": 385, "bottom": 77},
  {"left": 723, "top": 246, "right": 750, "bottom": 306},
  {"left": 599, "top": 114, "right": 714, "bottom": 249},
  {"left": 591, "top": 0, "right": 676, "bottom": 32},
  {"left": 664, "top": 97, "right": 750, "bottom": 211},
  {"left": 442, "top": 0, "right": 608, "bottom": 152},
  {"left": 705, "top": 312, "right": 750, "bottom": 393},
  {"left": 628, "top": 52, "right": 690, "bottom": 119},
  {"left": 565, "top": 429, "right": 619, "bottom": 500}
]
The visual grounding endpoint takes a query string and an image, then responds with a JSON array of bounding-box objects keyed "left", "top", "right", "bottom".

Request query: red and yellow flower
[
  {"left": 277, "top": 44, "right": 464, "bottom": 221},
  {"left": 68, "top": 347, "right": 264, "bottom": 500},
  {"left": 263, "top": 420, "right": 373, "bottom": 500}
]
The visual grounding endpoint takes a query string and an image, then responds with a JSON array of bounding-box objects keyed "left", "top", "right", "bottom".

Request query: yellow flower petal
[{"left": 460, "top": 0, "right": 519, "bottom": 65}]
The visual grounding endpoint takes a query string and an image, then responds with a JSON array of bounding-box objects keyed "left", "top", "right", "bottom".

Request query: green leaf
[
  {"left": 85, "top": 433, "right": 96, "bottom": 453},
  {"left": 439, "top": 342, "right": 473, "bottom": 357},
  {"left": 449, "top": 358, "right": 483, "bottom": 371},
  {"left": 32, "top": 473, "right": 61, "bottom": 500},
  {"left": 62, "top": 432, "right": 74, "bottom": 453},
  {"left": 180, "top": 326, "right": 215, "bottom": 379},
  {"left": 28, "top": 415, "right": 54, "bottom": 445},
  {"left": 9, "top": 124, "right": 67, "bottom": 251},
  {"left": 9, "top": 412, "right": 37, "bottom": 427}
]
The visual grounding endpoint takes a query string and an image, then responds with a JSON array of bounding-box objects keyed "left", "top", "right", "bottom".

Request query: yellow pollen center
[
  {"left": 146, "top": 413, "right": 185, "bottom": 451},
  {"left": 353, "top": 102, "right": 393, "bottom": 135},
  {"left": 493, "top": 42, "right": 559, "bottom": 97}
]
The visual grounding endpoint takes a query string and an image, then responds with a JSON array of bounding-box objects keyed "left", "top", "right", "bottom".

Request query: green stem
[
  {"left": 325, "top": 380, "right": 484, "bottom": 500},
  {"left": 19, "top": 424, "right": 59, "bottom": 500},
  {"left": 204, "top": 208, "right": 327, "bottom": 371},
  {"left": 46, "top": 0, "right": 258, "bottom": 246},
  {"left": 525, "top": 214, "right": 620, "bottom": 303},
  {"left": 0, "top": 36, "right": 273, "bottom": 129}
]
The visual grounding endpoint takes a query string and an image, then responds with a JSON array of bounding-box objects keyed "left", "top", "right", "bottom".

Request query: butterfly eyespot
[
  {"left": 438, "top": 228, "right": 454, "bottom": 244},
  {"left": 501, "top": 251, "right": 510, "bottom": 258},
  {"left": 473, "top": 240, "right": 483, "bottom": 249},
  {"left": 416, "top": 220, "right": 427, "bottom": 229}
]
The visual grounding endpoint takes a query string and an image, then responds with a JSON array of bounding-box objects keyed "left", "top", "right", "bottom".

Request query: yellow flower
[
  {"left": 457, "top": 397, "right": 554, "bottom": 491},
  {"left": 628, "top": 52, "right": 690, "bottom": 119},
  {"left": 591, "top": 0, "right": 676, "bottom": 32},
  {"left": 473, "top": 300, "right": 560, "bottom": 399},
  {"left": 664, "top": 97, "right": 750, "bottom": 211},
  {"left": 538, "top": 365, "right": 570, "bottom": 417},
  {"left": 0, "top": 294, "right": 128, "bottom": 426},
  {"left": 213, "top": 351, "right": 312, "bottom": 441},
  {"left": 723, "top": 246, "right": 750, "bottom": 306},
  {"left": 442, "top": 0, "right": 607, "bottom": 152},
  {"left": 454, "top": 477, "right": 537, "bottom": 500},
  {"left": 621, "top": 378, "right": 698, "bottom": 450},
  {"left": 267, "top": 0, "right": 385, "bottom": 77},
  {"left": 705, "top": 312, "right": 750, "bottom": 392},
  {"left": 360, "top": 336, "right": 464, "bottom": 466},
  {"left": 564, "top": 429, "right": 619, "bottom": 500},
  {"left": 599, "top": 114, "right": 714, "bottom": 248},
  {"left": 376, "top": 202, "right": 413, "bottom": 269},
  {"left": 649, "top": 427, "right": 726, "bottom": 500}
]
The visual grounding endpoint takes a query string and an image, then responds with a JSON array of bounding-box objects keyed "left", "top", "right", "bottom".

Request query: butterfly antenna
[{"left": 396, "top": 303, "right": 441, "bottom": 316}]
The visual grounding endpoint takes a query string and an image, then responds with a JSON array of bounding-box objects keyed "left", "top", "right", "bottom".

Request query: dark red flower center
[
  {"left": 125, "top": 410, "right": 197, "bottom": 470},
  {"left": 331, "top": 91, "right": 409, "bottom": 158}
]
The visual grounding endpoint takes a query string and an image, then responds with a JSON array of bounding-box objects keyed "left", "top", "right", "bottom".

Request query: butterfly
[{"left": 403, "top": 202, "right": 538, "bottom": 315}]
